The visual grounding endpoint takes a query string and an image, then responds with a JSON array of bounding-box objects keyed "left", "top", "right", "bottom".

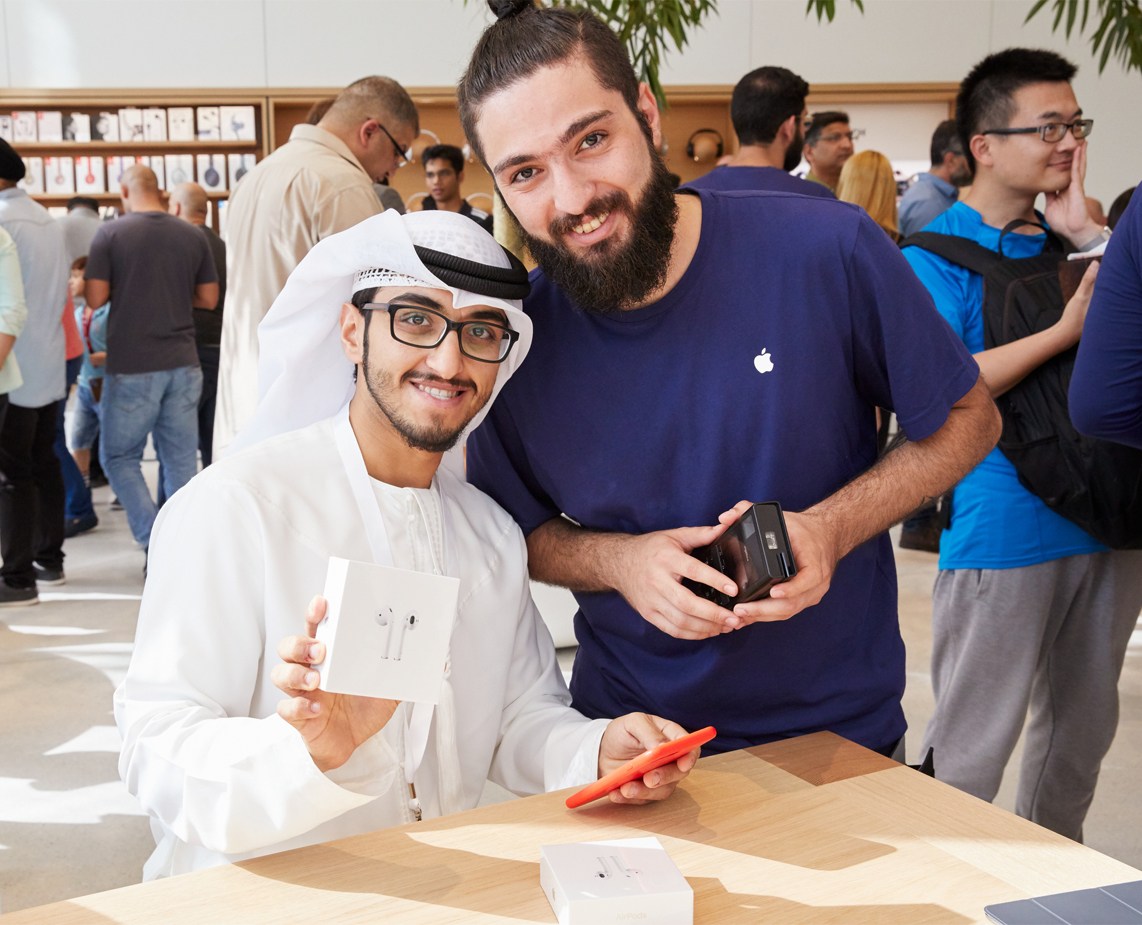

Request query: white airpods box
[
  {"left": 540, "top": 837, "right": 693, "bottom": 925},
  {"left": 315, "top": 557, "right": 459, "bottom": 704}
]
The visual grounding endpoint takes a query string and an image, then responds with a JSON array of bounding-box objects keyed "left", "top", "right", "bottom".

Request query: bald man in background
[
  {"left": 214, "top": 75, "right": 418, "bottom": 456},
  {"left": 85, "top": 166, "right": 217, "bottom": 562},
  {"left": 169, "top": 182, "right": 226, "bottom": 466}
]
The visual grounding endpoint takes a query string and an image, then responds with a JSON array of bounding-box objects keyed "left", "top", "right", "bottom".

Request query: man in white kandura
[{"left": 114, "top": 210, "right": 699, "bottom": 880}]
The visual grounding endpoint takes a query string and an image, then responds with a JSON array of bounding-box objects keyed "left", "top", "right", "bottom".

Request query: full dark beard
[
  {"left": 514, "top": 149, "right": 679, "bottom": 314},
  {"left": 783, "top": 125, "right": 804, "bottom": 173},
  {"left": 361, "top": 321, "right": 478, "bottom": 454}
]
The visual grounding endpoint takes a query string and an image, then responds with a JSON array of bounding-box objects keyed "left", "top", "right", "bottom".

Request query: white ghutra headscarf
[{"left": 231, "top": 209, "right": 532, "bottom": 455}]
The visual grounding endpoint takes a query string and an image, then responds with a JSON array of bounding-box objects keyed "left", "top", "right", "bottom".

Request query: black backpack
[{"left": 903, "top": 221, "right": 1142, "bottom": 549}]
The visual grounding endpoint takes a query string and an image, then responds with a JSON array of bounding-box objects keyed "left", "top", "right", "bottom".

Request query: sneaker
[
  {"left": 64, "top": 513, "right": 100, "bottom": 538},
  {"left": 88, "top": 473, "right": 109, "bottom": 489},
  {"left": 109, "top": 496, "right": 123, "bottom": 511},
  {"left": 33, "top": 565, "right": 65, "bottom": 586},
  {"left": 0, "top": 583, "right": 39, "bottom": 606}
]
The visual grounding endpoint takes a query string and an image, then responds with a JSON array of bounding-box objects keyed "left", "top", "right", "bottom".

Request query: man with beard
[
  {"left": 458, "top": 0, "right": 1001, "bottom": 760},
  {"left": 686, "top": 66, "right": 834, "bottom": 199},
  {"left": 115, "top": 210, "right": 699, "bottom": 879}
]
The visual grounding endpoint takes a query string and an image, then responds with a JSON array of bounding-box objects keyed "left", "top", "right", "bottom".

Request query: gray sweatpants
[{"left": 921, "top": 550, "right": 1142, "bottom": 841}]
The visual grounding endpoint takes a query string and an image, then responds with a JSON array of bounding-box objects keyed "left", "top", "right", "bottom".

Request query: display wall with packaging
[
  {"left": 0, "top": 83, "right": 955, "bottom": 234},
  {"left": 0, "top": 90, "right": 265, "bottom": 232}
]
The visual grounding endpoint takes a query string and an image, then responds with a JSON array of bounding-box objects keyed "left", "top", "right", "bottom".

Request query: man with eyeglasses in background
[
  {"left": 214, "top": 76, "right": 419, "bottom": 457},
  {"left": 802, "top": 111, "right": 862, "bottom": 193},
  {"left": 903, "top": 47, "right": 1142, "bottom": 841}
]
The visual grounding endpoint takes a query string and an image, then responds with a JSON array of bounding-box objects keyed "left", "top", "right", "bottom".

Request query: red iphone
[{"left": 565, "top": 726, "right": 716, "bottom": 809}]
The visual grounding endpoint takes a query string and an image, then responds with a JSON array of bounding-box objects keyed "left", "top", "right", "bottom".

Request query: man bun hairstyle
[
  {"left": 956, "top": 48, "right": 1077, "bottom": 171},
  {"left": 459, "top": 0, "right": 642, "bottom": 166},
  {"left": 489, "top": 0, "right": 533, "bottom": 18},
  {"left": 731, "top": 66, "right": 810, "bottom": 146}
]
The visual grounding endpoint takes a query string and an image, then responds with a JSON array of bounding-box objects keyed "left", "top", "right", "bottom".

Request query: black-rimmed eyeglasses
[
  {"left": 982, "top": 119, "right": 1094, "bottom": 144},
  {"left": 363, "top": 302, "right": 519, "bottom": 363},
  {"left": 374, "top": 121, "right": 412, "bottom": 167}
]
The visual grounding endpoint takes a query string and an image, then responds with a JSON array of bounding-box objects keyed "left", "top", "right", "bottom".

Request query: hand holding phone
[
  {"left": 683, "top": 502, "right": 796, "bottom": 608},
  {"left": 565, "top": 726, "right": 716, "bottom": 809}
]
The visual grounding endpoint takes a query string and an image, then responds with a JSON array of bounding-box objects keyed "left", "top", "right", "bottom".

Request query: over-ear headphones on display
[{"left": 686, "top": 128, "right": 725, "bottom": 163}]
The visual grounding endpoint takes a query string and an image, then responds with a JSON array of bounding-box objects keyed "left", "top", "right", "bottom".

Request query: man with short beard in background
[
  {"left": 458, "top": 0, "right": 1001, "bottom": 761},
  {"left": 897, "top": 119, "right": 972, "bottom": 239},
  {"left": 686, "top": 65, "right": 833, "bottom": 199}
]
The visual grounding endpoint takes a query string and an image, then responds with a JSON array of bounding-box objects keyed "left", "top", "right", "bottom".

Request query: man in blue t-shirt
[
  {"left": 685, "top": 66, "right": 833, "bottom": 200},
  {"left": 903, "top": 49, "right": 1142, "bottom": 841},
  {"left": 457, "top": 4, "right": 1000, "bottom": 760}
]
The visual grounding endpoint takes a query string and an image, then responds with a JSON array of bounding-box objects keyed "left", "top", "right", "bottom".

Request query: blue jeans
[
  {"left": 100, "top": 365, "right": 203, "bottom": 548},
  {"left": 56, "top": 355, "right": 96, "bottom": 522},
  {"left": 70, "top": 380, "right": 102, "bottom": 450}
]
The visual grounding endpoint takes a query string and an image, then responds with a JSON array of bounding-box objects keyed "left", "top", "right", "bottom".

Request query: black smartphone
[{"left": 683, "top": 502, "right": 797, "bottom": 607}]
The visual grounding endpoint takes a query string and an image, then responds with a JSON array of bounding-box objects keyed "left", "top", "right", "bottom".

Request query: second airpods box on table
[
  {"left": 315, "top": 557, "right": 459, "bottom": 703},
  {"left": 540, "top": 837, "right": 693, "bottom": 925}
]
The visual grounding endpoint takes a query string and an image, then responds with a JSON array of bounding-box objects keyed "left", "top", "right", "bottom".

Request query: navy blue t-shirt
[
  {"left": 1071, "top": 183, "right": 1142, "bottom": 448},
  {"left": 468, "top": 189, "right": 978, "bottom": 754},
  {"left": 684, "top": 165, "right": 835, "bottom": 199}
]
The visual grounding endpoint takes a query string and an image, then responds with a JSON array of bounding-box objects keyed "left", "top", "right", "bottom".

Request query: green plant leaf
[
  {"left": 806, "top": 0, "right": 863, "bottom": 20},
  {"left": 807, "top": 0, "right": 837, "bottom": 22},
  {"left": 1026, "top": 0, "right": 1142, "bottom": 74}
]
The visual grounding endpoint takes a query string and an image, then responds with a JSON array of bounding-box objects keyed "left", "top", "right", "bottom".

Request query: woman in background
[
  {"left": 837, "top": 150, "right": 901, "bottom": 456},
  {"left": 837, "top": 150, "right": 900, "bottom": 244}
]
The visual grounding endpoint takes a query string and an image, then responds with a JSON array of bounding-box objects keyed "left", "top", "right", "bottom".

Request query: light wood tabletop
[{"left": 4, "top": 732, "right": 1138, "bottom": 924}]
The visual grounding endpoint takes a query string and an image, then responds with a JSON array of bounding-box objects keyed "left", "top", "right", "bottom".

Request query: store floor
[{"left": 2, "top": 471, "right": 1141, "bottom": 913}]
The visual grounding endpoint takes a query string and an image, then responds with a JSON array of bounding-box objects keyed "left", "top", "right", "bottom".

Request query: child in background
[{"left": 67, "top": 256, "right": 109, "bottom": 533}]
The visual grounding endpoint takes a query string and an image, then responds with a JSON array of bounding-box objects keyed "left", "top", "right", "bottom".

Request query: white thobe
[{"left": 114, "top": 415, "right": 607, "bottom": 879}]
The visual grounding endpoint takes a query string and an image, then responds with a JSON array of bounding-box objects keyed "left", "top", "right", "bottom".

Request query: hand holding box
[{"left": 315, "top": 558, "right": 459, "bottom": 703}]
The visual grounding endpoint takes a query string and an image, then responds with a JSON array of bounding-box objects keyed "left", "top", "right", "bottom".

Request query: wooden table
[{"left": 5, "top": 732, "right": 1139, "bottom": 923}]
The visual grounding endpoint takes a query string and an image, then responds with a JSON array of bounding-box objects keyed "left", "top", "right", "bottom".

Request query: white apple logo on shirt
[{"left": 754, "top": 348, "right": 774, "bottom": 374}]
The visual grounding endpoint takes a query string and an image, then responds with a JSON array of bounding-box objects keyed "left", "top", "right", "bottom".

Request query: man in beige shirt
[{"left": 214, "top": 76, "right": 418, "bottom": 455}]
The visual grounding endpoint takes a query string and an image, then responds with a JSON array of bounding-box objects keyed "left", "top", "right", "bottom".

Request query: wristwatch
[{"left": 1079, "top": 225, "right": 1112, "bottom": 252}]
